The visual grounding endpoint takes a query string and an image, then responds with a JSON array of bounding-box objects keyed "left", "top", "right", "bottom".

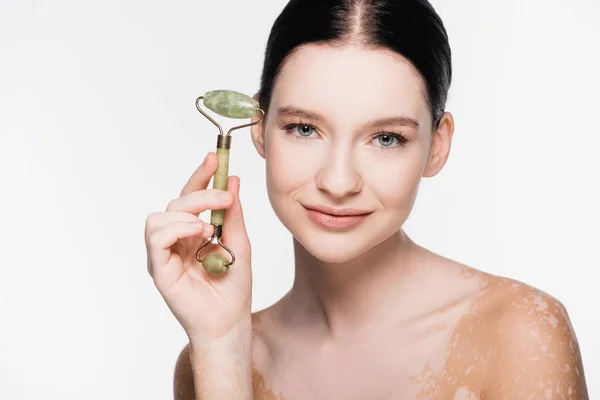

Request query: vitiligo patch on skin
[
  {"left": 247, "top": 272, "right": 586, "bottom": 399},
  {"left": 250, "top": 314, "right": 285, "bottom": 400},
  {"left": 484, "top": 281, "right": 588, "bottom": 399},
  {"left": 174, "top": 271, "right": 587, "bottom": 399},
  {"left": 407, "top": 270, "right": 495, "bottom": 399},
  {"left": 454, "top": 386, "right": 478, "bottom": 400},
  {"left": 252, "top": 364, "right": 286, "bottom": 400}
]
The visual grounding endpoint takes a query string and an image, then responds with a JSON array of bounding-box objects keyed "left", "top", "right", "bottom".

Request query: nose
[{"left": 315, "top": 146, "right": 363, "bottom": 198}]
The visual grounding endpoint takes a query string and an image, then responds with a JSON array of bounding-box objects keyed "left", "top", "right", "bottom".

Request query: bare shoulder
[
  {"left": 173, "top": 342, "right": 195, "bottom": 400},
  {"left": 480, "top": 277, "right": 589, "bottom": 399}
]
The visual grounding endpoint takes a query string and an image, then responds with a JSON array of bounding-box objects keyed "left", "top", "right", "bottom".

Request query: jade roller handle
[{"left": 211, "top": 134, "right": 231, "bottom": 228}]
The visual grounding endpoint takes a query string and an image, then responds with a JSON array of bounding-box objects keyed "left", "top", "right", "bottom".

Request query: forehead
[{"left": 270, "top": 43, "right": 430, "bottom": 127}]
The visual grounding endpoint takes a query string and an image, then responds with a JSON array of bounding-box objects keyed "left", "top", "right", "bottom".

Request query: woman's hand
[{"left": 145, "top": 151, "right": 252, "bottom": 346}]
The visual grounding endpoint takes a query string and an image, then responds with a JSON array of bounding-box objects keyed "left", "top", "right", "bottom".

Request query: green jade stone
[
  {"left": 202, "top": 253, "right": 229, "bottom": 274},
  {"left": 203, "top": 90, "right": 259, "bottom": 119},
  {"left": 210, "top": 147, "right": 230, "bottom": 226}
]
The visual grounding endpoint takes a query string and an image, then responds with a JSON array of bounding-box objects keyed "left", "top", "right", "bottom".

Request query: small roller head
[
  {"left": 203, "top": 90, "right": 260, "bottom": 119},
  {"left": 201, "top": 253, "right": 230, "bottom": 274}
]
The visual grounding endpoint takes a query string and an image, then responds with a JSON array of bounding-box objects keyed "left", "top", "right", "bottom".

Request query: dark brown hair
[{"left": 257, "top": 0, "right": 452, "bottom": 130}]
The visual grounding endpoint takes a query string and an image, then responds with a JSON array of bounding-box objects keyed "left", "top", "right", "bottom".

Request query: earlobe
[
  {"left": 250, "top": 93, "right": 266, "bottom": 159},
  {"left": 423, "top": 112, "right": 454, "bottom": 178}
]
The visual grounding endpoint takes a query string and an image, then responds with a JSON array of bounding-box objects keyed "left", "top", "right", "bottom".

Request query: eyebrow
[{"left": 277, "top": 106, "right": 419, "bottom": 129}]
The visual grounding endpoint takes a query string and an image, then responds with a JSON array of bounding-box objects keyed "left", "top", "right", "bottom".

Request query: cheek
[
  {"left": 365, "top": 147, "right": 425, "bottom": 208},
  {"left": 265, "top": 134, "right": 322, "bottom": 194}
]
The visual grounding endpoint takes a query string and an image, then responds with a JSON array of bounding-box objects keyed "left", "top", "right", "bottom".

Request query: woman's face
[{"left": 252, "top": 43, "right": 449, "bottom": 263}]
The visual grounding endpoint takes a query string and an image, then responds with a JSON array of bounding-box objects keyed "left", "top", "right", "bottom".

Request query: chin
[
  {"left": 291, "top": 216, "right": 399, "bottom": 264},
  {"left": 295, "top": 231, "right": 369, "bottom": 264}
]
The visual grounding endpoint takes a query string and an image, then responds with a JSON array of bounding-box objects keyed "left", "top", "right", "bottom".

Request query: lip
[
  {"left": 301, "top": 204, "right": 373, "bottom": 230},
  {"left": 302, "top": 204, "right": 372, "bottom": 216}
]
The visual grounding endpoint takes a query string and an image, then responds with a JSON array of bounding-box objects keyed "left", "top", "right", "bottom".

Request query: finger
[
  {"left": 180, "top": 152, "right": 218, "bottom": 197},
  {"left": 220, "top": 176, "right": 249, "bottom": 250},
  {"left": 145, "top": 211, "right": 214, "bottom": 240},
  {"left": 166, "top": 188, "right": 234, "bottom": 215},
  {"left": 147, "top": 220, "right": 212, "bottom": 273}
]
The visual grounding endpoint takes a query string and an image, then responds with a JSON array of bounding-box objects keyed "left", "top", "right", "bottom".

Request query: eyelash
[{"left": 279, "top": 121, "right": 409, "bottom": 150}]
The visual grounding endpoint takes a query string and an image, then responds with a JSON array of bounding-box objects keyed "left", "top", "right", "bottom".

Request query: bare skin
[{"left": 174, "top": 240, "right": 588, "bottom": 400}]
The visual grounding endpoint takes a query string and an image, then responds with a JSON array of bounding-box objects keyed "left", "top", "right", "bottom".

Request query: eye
[
  {"left": 371, "top": 132, "right": 408, "bottom": 149},
  {"left": 281, "top": 123, "right": 318, "bottom": 139},
  {"left": 296, "top": 125, "right": 316, "bottom": 137}
]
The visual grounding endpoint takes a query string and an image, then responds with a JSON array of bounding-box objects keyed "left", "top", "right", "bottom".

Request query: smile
[{"left": 301, "top": 204, "right": 373, "bottom": 230}]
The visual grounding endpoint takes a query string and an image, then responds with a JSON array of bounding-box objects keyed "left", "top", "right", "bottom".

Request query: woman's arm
[
  {"left": 174, "top": 319, "right": 254, "bottom": 400},
  {"left": 484, "top": 291, "right": 589, "bottom": 399}
]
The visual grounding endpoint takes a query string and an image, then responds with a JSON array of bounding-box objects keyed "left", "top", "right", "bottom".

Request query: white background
[{"left": 1, "top": 0, "right": 598, "bottom": 398}]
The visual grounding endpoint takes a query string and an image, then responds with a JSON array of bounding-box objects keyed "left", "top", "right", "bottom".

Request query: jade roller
[{"left": 194, "top": 90, "right": 265, "bottom": 274}]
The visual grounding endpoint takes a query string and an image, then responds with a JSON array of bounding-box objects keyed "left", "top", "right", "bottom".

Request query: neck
[{"left": 284, "top": 229, "right": 426, "bottom": 343}]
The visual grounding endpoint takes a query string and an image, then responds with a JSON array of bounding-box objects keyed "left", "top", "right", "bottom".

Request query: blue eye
[
  {"left": 376, "top": 134, "right": 396, "bottom": 147},
  {"left": 372, "top": 132, "right": 408, "bottom": 149},
  {"left": 282, "top": 123, "right": 317, "bottom": 139},
  {"left": 295, "top": 125, "right": 315, "bottom": 137}
]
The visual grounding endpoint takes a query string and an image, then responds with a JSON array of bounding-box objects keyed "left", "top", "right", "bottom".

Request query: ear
[
  {"left": 250, "top": 93, "right": 266, "bottom": 159},
  {"left": 423, "top": 111, "right": 454, "bottom": 178}
]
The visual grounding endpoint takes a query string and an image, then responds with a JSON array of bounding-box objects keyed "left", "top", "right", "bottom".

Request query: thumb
[{"left": 220, "top": 175, "right": 249, "bottom": 253}]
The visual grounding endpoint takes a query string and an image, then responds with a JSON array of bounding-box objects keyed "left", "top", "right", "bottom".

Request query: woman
[{"left": 144, "top": 0, "right": 589, "bottom": 398}]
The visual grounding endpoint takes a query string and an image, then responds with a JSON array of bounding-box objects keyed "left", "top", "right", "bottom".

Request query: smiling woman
[{"left": 143, "top": 0, "right": 590, "bottom": 399}]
